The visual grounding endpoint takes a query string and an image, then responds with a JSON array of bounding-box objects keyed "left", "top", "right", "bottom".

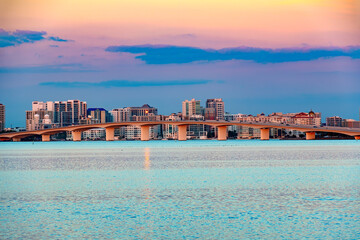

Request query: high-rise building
[
  {"left": 110, "top": 108, "right": 130, "bottom": 122},
  {"left": 206, "top": 98, "right": 224, "bottom": 120},
  {"left": 0, "top": 103, "right": 5, "bottom": 132},
  {"left": 182, "top": 99, "right": 201, "bottom": 120},
  {"left": 26, "top": 100, "right": 87, "bottom": 130}
]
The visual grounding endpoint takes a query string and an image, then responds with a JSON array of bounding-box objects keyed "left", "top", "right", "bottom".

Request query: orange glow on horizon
[{"left": 0, "top": 0, "right": 358, "bottom": 48}]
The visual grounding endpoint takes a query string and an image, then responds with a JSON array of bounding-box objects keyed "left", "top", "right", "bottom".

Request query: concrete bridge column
[
  {"left": 217, "top": 126, "right": 227, "bottom": 141},
  {"left": 72, "top": 131, "right": 82, "bottom": 141},
  {"left": 354, "top": 136, "right": 360, "bottom": 140},
  {"left": 12, "top": 137, "right": 22, "bottom": 142},
  {"left": 178, "top": 125, "right": 187, "bottom": 141},
  {"left": 306, "top": 132, "right": 316, "bottom": 140},
  {"left": 260, "top": 128, "right": 270, "bottom": 140},
  {"left": 42, "top": 134, "right": 50, "bottom": 142},
  {"left": 105, "top": 127, "right": 115, "bottom": 141},
  {"left": 141, "top": 125, "right": 150, "bottom": 141}
]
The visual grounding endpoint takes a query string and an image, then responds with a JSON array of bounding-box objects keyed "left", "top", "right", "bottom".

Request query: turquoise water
[{"left": 0, "top": 140, "right": 359, "bottom": 239}]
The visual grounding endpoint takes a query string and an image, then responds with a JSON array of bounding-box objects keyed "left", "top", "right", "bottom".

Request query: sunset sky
[{"left": 0, "top": 0, "right": 359, "bottom": 126}]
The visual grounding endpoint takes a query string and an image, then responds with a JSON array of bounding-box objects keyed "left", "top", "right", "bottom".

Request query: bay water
[{"left": 0, "top": 140, "right": 359, "bottom": 239}]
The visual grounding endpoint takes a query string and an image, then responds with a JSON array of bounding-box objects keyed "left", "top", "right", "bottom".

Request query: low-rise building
[
  {"left": 326, "top": 116, "right": 343, "bottom": 127},
  {"left": 343, "top": 119, "right": 360, "bottom": 128},
  {"left": 82, "top": 128, "right": 106, "bottom": 140}
]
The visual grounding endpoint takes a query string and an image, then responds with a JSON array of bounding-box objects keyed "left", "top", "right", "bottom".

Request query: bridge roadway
[{"left": 1, "top": 121, "right": 360, "bottom": 142}]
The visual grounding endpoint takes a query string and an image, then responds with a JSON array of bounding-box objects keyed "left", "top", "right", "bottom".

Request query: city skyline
[
  {"left": 1, "top": 97, "right": 360, "bottom": 128},
  {"left": 1, "top": 0, "right": 359, "bottom": 126}
]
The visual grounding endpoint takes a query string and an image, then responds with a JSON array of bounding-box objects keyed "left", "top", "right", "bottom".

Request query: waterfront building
[
  {"left": 206, "top": 98, "right": 225, "bottom": 120},
  {"left": 87, "top": 108, "right": 112, "bottom": 123},
  {"left": 82, "top": 128, "right": 106, "bottom": 140},
  {"left": 182, "top": 99, "right": 201, "bottom": 120},
  {"left": 326, "top": 116, "right": 343, "bottom": 127},
  {"left": 0, "top": 103, "right": 5, "bottom": 132},
  {"left": 26, "top": 110, "right": 58, "bottom": 131},
  {"left": 110, "top": 104, "right": 158, "bottom": 122},
  {"left": 291, "top": 111, "right": 321, "bottom": 126},
  {"left": 343, "top": 119, "right": 360, "bottom": 128},
  {"left": 163, "top": 114, "right": 181, "bottom": 139},
  {"left": 235, "top": 110, "right": 321, "bottom": 127},
  {"left": 110, "top": 104, "right": 159, "bottom": 140},
  {"left": 187, "top": 115, "right": 206, "bottom": 139},
  {"left": 236, "top": 126, "right": 261, "bottom": 139},
  {"left": 27, "top": 100, "right": 87, "bottom": 128},
  {"left": 110, "top": 108, "right": 130, "bottom": 122},
  {"left": 233, "top": 110, "right": 321, "bottom": 138}
]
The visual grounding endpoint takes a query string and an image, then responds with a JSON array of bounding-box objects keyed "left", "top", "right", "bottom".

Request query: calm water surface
[{"left": 0, "top": 140, "right": 359, "bottom": 239}]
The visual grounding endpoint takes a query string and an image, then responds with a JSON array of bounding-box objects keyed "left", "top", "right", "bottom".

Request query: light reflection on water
[
  {"left": 144, "top": 147, "right": 150, "bottom": 170},
  {"left": 0, "top": 140, "right": 359, "bottom": 239}
]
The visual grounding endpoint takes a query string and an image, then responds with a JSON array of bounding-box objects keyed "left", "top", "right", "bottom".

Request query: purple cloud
[
  {"left": 105, "top": 44, "right": 360, "bottom": 64},
  {"left": 39, "top": 79, "right": 212, "bottom": 88},
  {"left": 47, "top": 36, "right": 71, "bottom": 42},
  {"left": 0, "top": 29, "right": 71, "bottom": 47}
]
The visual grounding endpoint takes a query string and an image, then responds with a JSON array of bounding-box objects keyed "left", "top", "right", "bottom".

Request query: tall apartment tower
[
  {"left": 206, "top": 98, "right": 225, "bottom": 120},
  {"left": 26, "top": 100, "right": 87, "bottom": 130},
  {"left": 0, "top": 103, "right": 5, "bottom": 131},
  {"left": 182, "top": 99, "right": 201, "bottom": 120}
]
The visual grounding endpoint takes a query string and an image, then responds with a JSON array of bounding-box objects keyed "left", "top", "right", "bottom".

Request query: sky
[{"left": 0, "top": 0, "right": 359, "bottom": 127}]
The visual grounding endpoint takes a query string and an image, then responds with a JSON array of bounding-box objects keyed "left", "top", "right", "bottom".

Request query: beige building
[
  {"left": 343, "top": 119, "right": 360, "bottom": 128},
  {"left": 326, "top": 116, "right": 343, "bottom": 127},
  {"left": 29, "top": 100, "right": 87, "bottom": 127},
  {"left": 26, "top": 110, "right": 57, "bottom": 131},
  {"left": 235, "top": 111, "right": 321, "bottom": 127},
  {"left": 82, "top": 128, "right": 106, "bottom": 140},
  {"left": 182, "top": 99, "right": 201, "bottom": 120},
  {"left": 163, "top": 114, "right": 182, "bottom": 139},
  {"left": 206, "top": 98, "right": 225, "bottom": 120},
  {"left": 110, "top": 104, "right": 160, "bottom": 140}
]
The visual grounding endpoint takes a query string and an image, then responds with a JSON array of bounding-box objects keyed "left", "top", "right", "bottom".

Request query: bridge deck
[{"left": 1, "top": 121, "right": 360, "bottom": 140}]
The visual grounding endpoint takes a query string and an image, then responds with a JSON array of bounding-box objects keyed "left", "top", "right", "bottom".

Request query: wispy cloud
[
  {"left": 47, "top": 36, "right": 71, "bottom": 42},
  {"left": 0, "top": 28, "right": 71, "bottom": 47},
  {"left": 105, "top": 44, "right": 360, "bottom": 64},
  {"left": 0, "top": 64, "right": 98, "bottom": 73},
  {"left": 39, "top": 79, "right": 212, "bottom": 88}
]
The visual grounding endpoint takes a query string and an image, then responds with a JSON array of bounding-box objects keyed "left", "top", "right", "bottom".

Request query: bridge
[{"left": 1, "top": 121, "right": 360, "bottom": 142}]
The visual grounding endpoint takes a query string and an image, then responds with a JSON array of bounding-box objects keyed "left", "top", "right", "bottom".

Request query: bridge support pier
[
  {"left": 72, "top": 131, "right": 82, "bottom": 141},
  {"left": 42, "top": 134, "right": 50, "bottom": 142},
  {"left": 178, "top": 125, "right": 187, "bottom": 141},
  {"left": 141, "top": 126, "right": 150, "bottom": 141},
  {"left": 306, "top": 132, "right": 316, "bottom": 140},
  {"left": 217, "top": 126, "right": 227, "bottom": 141},
  {"left": 355, "top": 136, "right": 360, "bottom": 140},
  {"left": 260, "top": 128, "right": 270, "bottom": 140},
  {"left": 105, "top": 127, "right": 115, "bottom": 141},
  {"left": 13, "top": 137, "right": 22, "bottom": 142}
]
